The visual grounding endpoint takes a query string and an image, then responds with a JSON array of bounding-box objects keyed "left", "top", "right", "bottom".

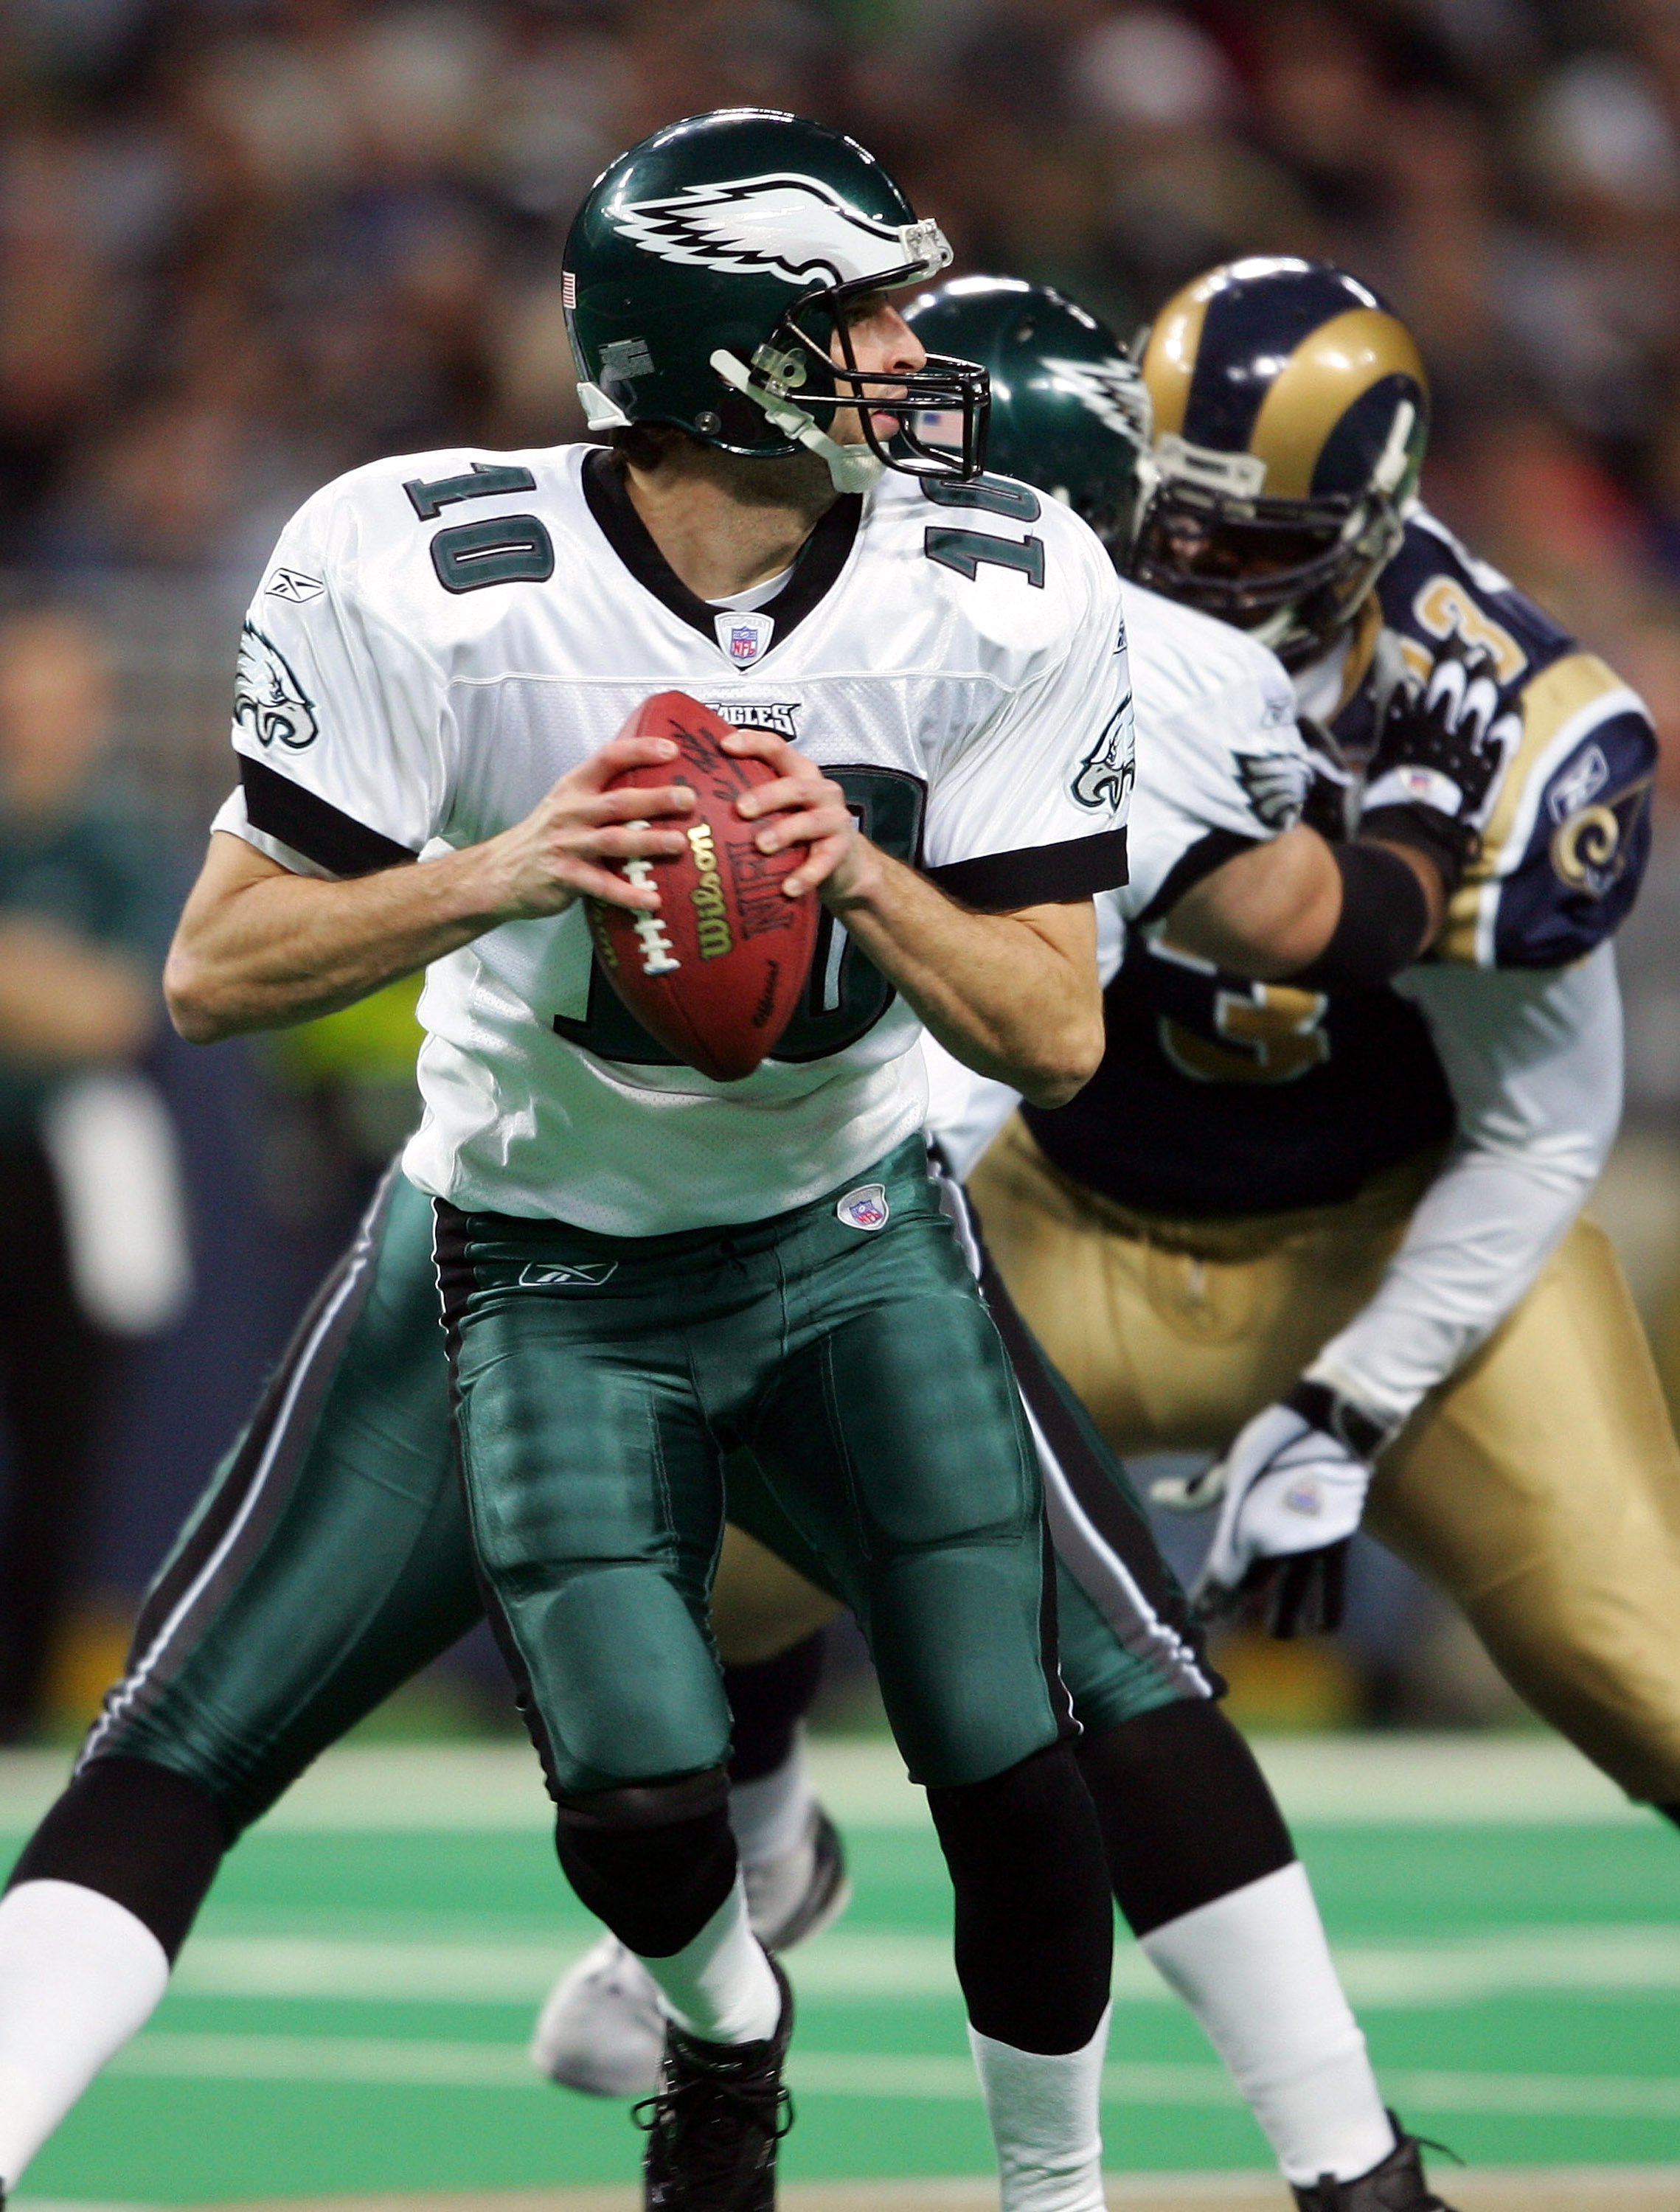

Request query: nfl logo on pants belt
[{"left": 836, "top": 1184, "right": 889, "bottom": 1231}]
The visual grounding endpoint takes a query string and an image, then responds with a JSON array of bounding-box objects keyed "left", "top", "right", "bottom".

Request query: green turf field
[{"left": 10, "top": 1735, "right": 1680, "bottom": 2202}]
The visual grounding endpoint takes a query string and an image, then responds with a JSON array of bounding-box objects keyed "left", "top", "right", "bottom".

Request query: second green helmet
[{"left": 901, "top": 276, "right": 1151, "bottom": 549}]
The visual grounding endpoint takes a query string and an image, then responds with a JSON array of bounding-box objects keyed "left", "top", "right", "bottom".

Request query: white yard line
[
  {"left": 103, "top": 2034, "right": 1680, "bottom": 2119},
  {"left": 0, "top": 1733, "right": 1653, "bottom": 1834},
  {"left": 164, "top": 1921, "right": 1680, "bottom": 2008}
]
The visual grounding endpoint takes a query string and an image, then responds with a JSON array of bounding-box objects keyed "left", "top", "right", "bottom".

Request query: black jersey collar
[{"left": 580, "top": 446, "right": 861, "bottom": 659}]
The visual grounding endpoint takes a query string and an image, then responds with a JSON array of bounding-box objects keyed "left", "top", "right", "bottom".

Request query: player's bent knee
[
  {"left": 6, "top": 1755, "right": 229, "bottom": 1962},
  {"left": 1075, "top": 1702, "right": 1297, "bottom": 1936},
  {"left": 927, "top": 1741, "right": 1112, "bottom": 2053},
  {"left": 552, "top": 1766, "right": 737, "bottom": 1958}
]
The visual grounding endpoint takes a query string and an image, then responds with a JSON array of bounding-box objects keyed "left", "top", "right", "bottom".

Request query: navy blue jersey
[{"left": 1025, "top": 511, "right": 1653, "bottom": 1220}]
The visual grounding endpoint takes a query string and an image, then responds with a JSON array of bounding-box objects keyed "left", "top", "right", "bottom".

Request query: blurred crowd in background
[{"left": 1, "top": 0, "right": 1679, "bottom": 1738}]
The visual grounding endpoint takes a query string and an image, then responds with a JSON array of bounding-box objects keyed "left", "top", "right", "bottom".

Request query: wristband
[
  {"left": 1285, "top": 1377, "right": 1393, "bottom": 1461},
  {"left": 1288, "top": 841, "right": 1429, "bottom": 992},
  {"left": 1360, "top": 797, "right": 1476, "bottom": 899}
]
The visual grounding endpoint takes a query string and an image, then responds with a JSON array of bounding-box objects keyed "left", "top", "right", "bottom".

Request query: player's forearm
[
  {"left": 165, "top": 838, "right": 513, "bottom": 1043},
  {"left": 1306, "top": 1144, "right": 1594, "bottom": 1428},
  {"left": 1307, "top": 953, "right": 1621, "bottom": 1426},
  {"left": 827, "top": 849, "right": 1103, "bottom": 1108}
]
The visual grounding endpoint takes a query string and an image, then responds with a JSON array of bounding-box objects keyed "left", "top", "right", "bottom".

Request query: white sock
[
  {"left": 1139, "top": 1862, "right": 1394, "bottom": 2185},
  {"left": 0, "top": 1879, "right": 170, "bottom": 2188},
  {"left": 729, "top": 1733, "right": 814, "bottom": 1868},
  {"left": 637, "top": 1877, "right": 782, "bottom": 2046},
  {"left": 968, "top": 2006, "right": 1109, "bottom": 2212}
]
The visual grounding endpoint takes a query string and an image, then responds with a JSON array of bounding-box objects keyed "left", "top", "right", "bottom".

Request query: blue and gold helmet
[
  {"left": 565, "top": 109, "right": 988, "bottom": 491},
  {"left": 902, "top": 276, "right": 1150, "bottom": 552},
  {"left": 1131, "top": 257, "right": 1429, "bottom": 668}
]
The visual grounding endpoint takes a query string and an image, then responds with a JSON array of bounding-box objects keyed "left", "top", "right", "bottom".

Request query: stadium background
[{"left": 4, "top": 0, "right": 1680, "bottom": 2198}]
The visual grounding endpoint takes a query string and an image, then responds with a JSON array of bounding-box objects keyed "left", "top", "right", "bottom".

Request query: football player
[
  {"left": 0, "top": 282, "right": 1464, "bottom": 2211},
  {"left": 957, "top": 262, "right": 1674, "bottom": 1796},
  {"left": 130, "top": 107, "right": 1145, "bottom": 2212}
]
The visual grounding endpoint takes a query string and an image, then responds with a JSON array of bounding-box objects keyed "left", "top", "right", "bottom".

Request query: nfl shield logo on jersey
[
  {"left": 836, "top": 1183, "right": 889, "bottom": 1232},
  {"left": 715, "top": 610, "right": 774, "bottom": 665}
]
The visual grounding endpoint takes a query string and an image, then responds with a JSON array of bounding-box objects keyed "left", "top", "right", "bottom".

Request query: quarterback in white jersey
[
  {"left": 212, "top": 438, "right": 1131, "bottom": 1235},
  {"left": 165, "top": 111, "right": 1134, "bottom": 2212}
]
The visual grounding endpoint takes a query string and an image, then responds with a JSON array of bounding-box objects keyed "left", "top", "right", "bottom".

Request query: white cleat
[
  {"left": 530, "top": 1929, "right": 666, "bottom": 2098},
  {"left": 532, "top": 1802, "right": 852, "bottom": 2096}
]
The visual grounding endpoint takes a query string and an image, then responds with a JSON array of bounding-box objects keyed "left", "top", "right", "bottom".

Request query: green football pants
[
  {"left": 85, "top": 1156, "right": 1215, "bottom": 1829},
  {"left": 434, "top": 1138, "right": 1072, "bottom": 1795}
]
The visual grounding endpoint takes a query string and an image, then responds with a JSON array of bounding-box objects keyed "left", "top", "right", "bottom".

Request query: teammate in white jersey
[{"left": 164, "top": 111, "right": 1132, "bottom": 2212}]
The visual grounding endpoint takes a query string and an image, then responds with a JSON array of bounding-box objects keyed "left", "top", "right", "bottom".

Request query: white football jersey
[
  {"left": 926, "top": 583, "right": 1306, "bottom": 1175},
  {"left": 216, "top": 444, "right": 1132, "bottom": 1234}
]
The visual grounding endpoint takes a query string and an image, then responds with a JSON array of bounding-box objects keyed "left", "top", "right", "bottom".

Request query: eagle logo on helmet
[
  {"left": 1041, "top": 356, "right": 1152, "bottom": 445},
  {"left": 608, "top": 173, "right": 950, "bottom": 290}
]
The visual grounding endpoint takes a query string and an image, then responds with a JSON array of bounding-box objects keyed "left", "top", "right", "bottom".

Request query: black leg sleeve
[
  {"left": 1076, "top": 1701, "right": 1297, "bottom": 1939},
  {"left": 927, "top": 1740, "right": 1112, "bottom": 2054},
  {"left": 723, "top": 1632, "right": 825, "bottom": 1784},
  {"left": 552, "top": 1770, "right": 740, "bottom": 1959},
  {"left": 6, "top": 1756, "right": 229, "bottom": 1962}
]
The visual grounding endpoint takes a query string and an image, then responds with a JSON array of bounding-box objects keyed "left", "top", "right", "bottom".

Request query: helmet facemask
[
  {"left": 1130, "top": 476, "right": 1406, "bottom": 669},
  {"left": 710, "top": 264, "right": 990, "bottom": 492}
]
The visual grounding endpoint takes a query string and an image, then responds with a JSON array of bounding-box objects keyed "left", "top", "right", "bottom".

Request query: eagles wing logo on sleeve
[
  {"left": 608, "top": 173, "right": 949, "bottom": 289},
  {"left": 1072, "top": 695, "right": 1136, "bottom": 813},
  {"left": 1235, "top": 751, "right": 1311, "bottom": 831},
  {"left": 233, "top": 622, "right": 319, "bottom": 752},
  {"left": 1041, "top": 356, "right": 1152, "bottom": 444}
]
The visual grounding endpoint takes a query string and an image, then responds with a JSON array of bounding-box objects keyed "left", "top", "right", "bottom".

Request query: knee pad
[
  {"left": 552, "top": 1766, "right": 737, "bottom": 1958},
  {"left": 928, "top": 1739, "right": 1112, "bottom": 2053},
  {"left": 724, "top": 1632, "right": 824, "bottom": 1784},
  {"left": 6, "top": 1755, "right": 229, "bottom": 1962},
  {"left": 1075, "top": 1701, "right": 1295, "bottom": 1937}
]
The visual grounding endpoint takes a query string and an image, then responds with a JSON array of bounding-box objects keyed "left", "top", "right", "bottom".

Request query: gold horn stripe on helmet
[
  {"left": 1139, "top": 273, "right": 1218, "bottom": 442},
  {"left": 1248, "top": 308, "right": 1428, "bottom": 500}
]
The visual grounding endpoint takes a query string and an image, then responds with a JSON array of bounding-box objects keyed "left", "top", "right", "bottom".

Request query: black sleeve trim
[
  {"left": 240, "top": 757, "right": 418, "bottom": 879},
  {"left": 1288, "top": 840, "right": 1429, "bottom": 991},
  {"left": 924, "top": 827, "right": 1128, "bottom": 912},
  {"left": 1136, "top": 828, "right": 1260, "bottom": 925}
]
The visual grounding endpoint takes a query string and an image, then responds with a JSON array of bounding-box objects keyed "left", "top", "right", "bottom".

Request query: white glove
[{"left": 1187, "top": 1383, "right": 1389, "bottom": 1638}]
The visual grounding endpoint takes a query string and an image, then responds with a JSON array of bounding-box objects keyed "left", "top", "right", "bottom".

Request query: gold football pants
[{"left": 968, "top": 1116, "right": 1680, "bottom": 1806}]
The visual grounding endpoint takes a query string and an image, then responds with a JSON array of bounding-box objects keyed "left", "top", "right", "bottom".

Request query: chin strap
[{"left": 708, "top": 351, "right": 884, "bottom": 493}]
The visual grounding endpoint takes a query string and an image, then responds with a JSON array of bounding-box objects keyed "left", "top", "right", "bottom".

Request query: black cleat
[
  {"left": 639, "top": 1952, "right": 794, "bottom": 2212},
  {"left": 1292, "top": 2113, "right": 1457, "bottom": 2210}
]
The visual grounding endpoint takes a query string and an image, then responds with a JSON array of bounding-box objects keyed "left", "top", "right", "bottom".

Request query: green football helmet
[
  {"left": 900, "top": 276, "right": 1151, "bottom": 550},
  {"left": 564, "top": 108, "right": 987, "bottom": 492}
]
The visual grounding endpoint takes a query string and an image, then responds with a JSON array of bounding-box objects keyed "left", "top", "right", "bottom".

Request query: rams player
[
  {"left": 962, "top": 259, "right": 1676, "bottom": 1828},
  {"left": 0, "top": 292, "right": 1469, "bottom": 2211}
]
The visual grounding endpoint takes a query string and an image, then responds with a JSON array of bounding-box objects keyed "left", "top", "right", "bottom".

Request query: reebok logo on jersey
[
  {"left": 1548, "top": 742, "right": 1610, "bottom": 824},
  {"left": 607, "top": 172, "right": 949, "bottom": 291},
  {"left": 836, "top": 1184, "right": 889, "bottom": 1231},
  {"left": 517, "top": 1261, "right": 619, "bottom": 1289},
  {"left": 233, "top": 624, "right": 319, "bottom": 752},
  {"left": 265, "top": 567, "right": 325, "bottom": 603},
  {"left": 703, "top": 700, "right": 800, "bottom": 740},
  {"left": 1072, "top": 695, "right": 1134, "bottom": 813},
  {"left": 1283, "top": 1478, "right": 1325, "bottom": 1516}
]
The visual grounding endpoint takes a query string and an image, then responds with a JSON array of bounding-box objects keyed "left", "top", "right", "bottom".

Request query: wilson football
[{"left": 586, "top": 692, "right": 819, "bottom": 1082}]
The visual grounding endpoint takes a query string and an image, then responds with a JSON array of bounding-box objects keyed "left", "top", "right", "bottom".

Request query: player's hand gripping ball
[{"left": 587, "top": 692, "right": 819, "bottom": 1082}]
